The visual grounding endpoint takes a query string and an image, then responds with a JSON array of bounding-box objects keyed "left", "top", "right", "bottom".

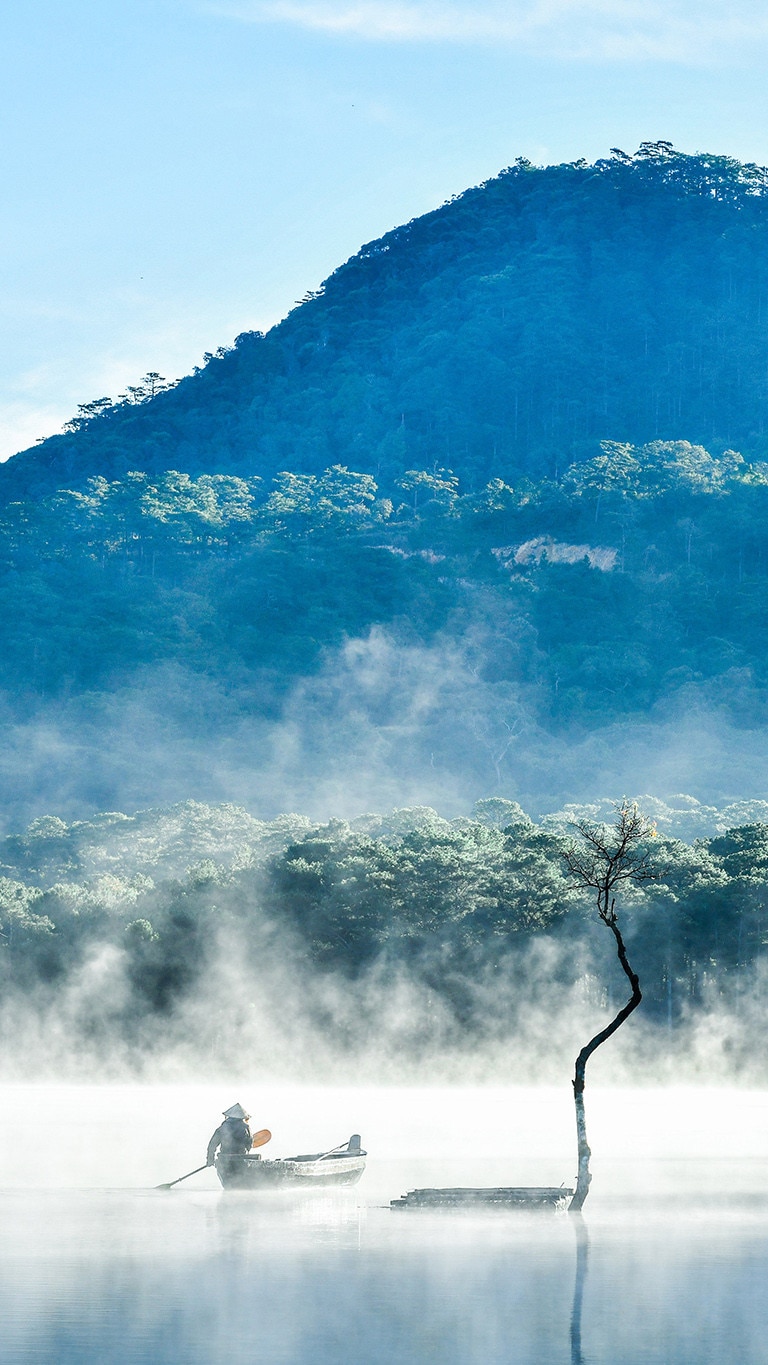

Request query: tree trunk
[
  {"left": 571, "top": 1079, "right": 591, "bottom": 1212},
  {"left": 570, "top": 911, "right": 642, "bottom": 1212}
]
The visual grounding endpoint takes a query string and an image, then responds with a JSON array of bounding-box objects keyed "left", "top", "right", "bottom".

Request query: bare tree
[{"left": 562, "top": 803, "right": 660, "bottom": 1211}]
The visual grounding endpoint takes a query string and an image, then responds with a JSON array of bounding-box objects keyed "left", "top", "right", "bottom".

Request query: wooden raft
[{"left": 390, "top": 1186, "right": 573, "bottom": 1210}]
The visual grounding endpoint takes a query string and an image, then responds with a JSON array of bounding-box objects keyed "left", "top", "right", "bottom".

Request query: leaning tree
[{"left": 563, "top": 803, "right": 661, "bottom": 1211}]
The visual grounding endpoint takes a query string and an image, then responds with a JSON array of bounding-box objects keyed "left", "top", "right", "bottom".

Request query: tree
[
  {"left": 396, "top": 468, "right": 459, "bottom": 515},
  {"left": 562, "top": 803, "right": 660, "bottom": 1210},
  {"left": 62, "top": 397, "right": 113, "bottom": 432},
  {"left": 563, "top": 441, "right": 639, "bottom": 521}
]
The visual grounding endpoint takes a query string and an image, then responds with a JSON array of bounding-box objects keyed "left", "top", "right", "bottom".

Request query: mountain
[
  {"left": 3, "top": 145, "right": 768, "bottom": 830},
  {"left": 5, "top": 143, "right": 768, "bottom": 504}
]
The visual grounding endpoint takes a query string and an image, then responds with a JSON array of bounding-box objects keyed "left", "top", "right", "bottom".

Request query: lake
[{"left": 1, "top": 1084, "right": 767, "bottom": 1363}]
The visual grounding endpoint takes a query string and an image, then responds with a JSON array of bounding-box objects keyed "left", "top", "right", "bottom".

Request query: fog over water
[
  {"left": 3, "top": 645, "right": 768, "bottom": 1359},
  {"left": 2, "top": 1085, "right": 768, "bottom": 1363}
]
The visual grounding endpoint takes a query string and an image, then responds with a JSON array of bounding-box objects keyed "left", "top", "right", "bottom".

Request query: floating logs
[{"left": 390, "top": 1186, "right": 573, "bottom": 1210}]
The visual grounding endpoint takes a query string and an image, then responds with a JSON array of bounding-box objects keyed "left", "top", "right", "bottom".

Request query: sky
[{"left": 3, "top": 0, "right": 768, "bottom": 460}]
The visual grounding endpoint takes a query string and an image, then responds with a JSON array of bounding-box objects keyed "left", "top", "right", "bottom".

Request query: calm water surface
[{"left": 1, "top": 1085, "right": 767, "bottom": 1363}]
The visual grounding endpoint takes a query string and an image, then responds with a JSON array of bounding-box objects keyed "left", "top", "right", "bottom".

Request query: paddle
[
  {"left": 156, "top": 1163, "right": 209, "bottom": 1191},
  {"left": 156, "top": 1128, "right": 272, "bottom": 1190}
]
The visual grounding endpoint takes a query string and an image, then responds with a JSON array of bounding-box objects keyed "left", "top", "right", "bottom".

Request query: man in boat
[{"left": 206, "top": 1103, "right": 254, "bottom": 1176}]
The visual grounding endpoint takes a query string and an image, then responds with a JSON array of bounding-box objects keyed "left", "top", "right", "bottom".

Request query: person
[{"left": 206, "top": 1103, "right": 254, "bottom": 1173}]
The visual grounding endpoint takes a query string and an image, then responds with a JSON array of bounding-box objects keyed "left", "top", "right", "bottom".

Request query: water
[{"left": 1, "top": 1085, "right": 767, "bottom": 1363}]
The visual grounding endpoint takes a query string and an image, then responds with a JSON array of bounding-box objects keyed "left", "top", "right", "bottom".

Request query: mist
[
  {"left": 2, "top": 841, "right": 768, "bottom": 1091},
  {"left": 1, "top": 611, "right": 767, "bottom": 1088},
  {"left": 2, "top": 627, "right": 768, "bottom": 833},
  {"left": 2, "top": 649, "right": 767, "bottom": 1363},
  {"left": 1, "top": 1081, "right": 767, "bottom": 1364}
]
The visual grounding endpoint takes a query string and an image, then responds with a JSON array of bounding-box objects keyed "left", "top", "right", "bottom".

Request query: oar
[
  {"left": 156, "top": 1129, "right": 272, "bottom": 1190},
  {"left": 155, "top": 1163, "right": 209, "bottom": 1191},
  {"left": 318, "top": 1136, "right": 361, "bottom": 1160}
]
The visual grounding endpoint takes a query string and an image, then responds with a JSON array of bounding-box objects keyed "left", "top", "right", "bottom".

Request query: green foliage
[
  {"left": 263, "top": 815, "right": 573, "bottom": 971},
  {"left": 563, "top": 440, "right": 757, "bottom": 507},
  {"left": 2, "top": 797, "right": 768, "bottom": 1053},
  {"left": 262, "top": 466, "right": 391, "bottom": 535},
  {"left": 0, "top": 877, "right": 54, "bottom": 951},
  {"left": 3, "top": 435, "right": 768, "bottom": 765}
]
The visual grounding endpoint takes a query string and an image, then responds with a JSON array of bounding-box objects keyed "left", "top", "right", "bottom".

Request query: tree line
[{"left": 1, "top": 798, "right": 766, "bottom": 1063}]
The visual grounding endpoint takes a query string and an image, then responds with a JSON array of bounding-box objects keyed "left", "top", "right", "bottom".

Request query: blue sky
[{"left": 3, "top": 0, "right": 768, "bottom": 459}]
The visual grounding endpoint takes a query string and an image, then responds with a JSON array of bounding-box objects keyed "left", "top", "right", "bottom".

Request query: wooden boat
[{"left": 215, "top": 1134, "right": 367, "bottom": 1191}]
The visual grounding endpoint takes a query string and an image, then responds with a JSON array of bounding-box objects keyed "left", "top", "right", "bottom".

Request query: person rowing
[
  {"left": 156, "top": 1105, "right": 271, "bottom": 1189},
  {"left": 206, "top": 1102, "right": 255, "bottom": 1176}
]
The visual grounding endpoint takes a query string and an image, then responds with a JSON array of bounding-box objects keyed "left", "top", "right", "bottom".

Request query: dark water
[
  {"left": 1, "top": 1184, "right": 768, "bottom": 1363},
  {"left": 1, "top": 1086, "right": 768, "bottom": 1363}
]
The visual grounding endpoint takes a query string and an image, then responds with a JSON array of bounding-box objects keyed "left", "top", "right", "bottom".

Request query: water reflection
[
  {"left": 570, "top": 1213, "right": 589, "bottom": 1365},
  {"left": 0, "top": 1188, "right": 767, "bottom": 1363},
  {"left": 0, "top": 1084, "right": 767, "bottom": 1363}
]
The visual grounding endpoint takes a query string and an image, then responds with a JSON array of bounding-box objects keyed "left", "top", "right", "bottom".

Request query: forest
[
  {"left": 1, "top": 438, "right": 767, "bottom": 789},
  {"left": 1, "top": 795, "right": 767, "bottom": 1076}
]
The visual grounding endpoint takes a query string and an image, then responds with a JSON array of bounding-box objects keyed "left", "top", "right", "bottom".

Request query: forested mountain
[
  {"left": 3, "top": 146, "right": 768, "bottom": 827},
  {"left": 4, "top": 145, "right": 768, "bottom": 1077},
  {"left": 5, "top": 143, "right": 768, "bottom": 504}
]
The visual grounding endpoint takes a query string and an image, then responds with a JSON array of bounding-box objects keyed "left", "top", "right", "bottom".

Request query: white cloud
[{"left": 208, "top": 0, "right": 768, "bottom": 61}]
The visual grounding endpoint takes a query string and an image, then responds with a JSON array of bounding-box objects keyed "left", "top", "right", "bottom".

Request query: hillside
[
  {"left": 5, "top": 143, "right": 768, "bottom": 503},
  {"left": 2, "top": 146, "right": 768, "bottom": 829},
  {"left": 1, "top": 435, "right": 768, "bottom": 827}
]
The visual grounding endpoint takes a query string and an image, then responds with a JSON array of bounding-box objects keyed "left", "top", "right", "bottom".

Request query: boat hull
[{"left": 216, "top": 1150, "right": 366, "bottom": 1191}]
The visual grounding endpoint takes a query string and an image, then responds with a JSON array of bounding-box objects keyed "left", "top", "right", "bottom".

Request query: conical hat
[{"left": 222, "top": 1102, "right": 249, "bottom": 1120}]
